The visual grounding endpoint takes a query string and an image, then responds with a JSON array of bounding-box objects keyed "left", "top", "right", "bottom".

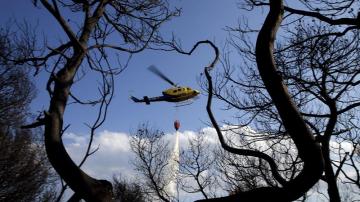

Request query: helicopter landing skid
[{"left": 174, "top": 100, "right": 194, "bottom": 107}]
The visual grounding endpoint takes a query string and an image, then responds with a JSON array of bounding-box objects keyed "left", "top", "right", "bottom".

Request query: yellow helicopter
[{"left": 131, "top": 65, "right": 200, "bottom": 105}]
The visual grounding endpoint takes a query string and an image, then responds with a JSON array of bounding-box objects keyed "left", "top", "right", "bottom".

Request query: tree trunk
[
  {"left": 44, "top": 53, "right": 113, "bottom": 202},
  {"left": 253, "top": 0, "right": 324, "bottom": 200},
  {"left": 42, "top": 1, "right": 114, "bottom": 201},
  {"left": 323, "top": 141, "right": 341, "bottom": 202},
  {"left": 198, "top": 0, "right": 324, "bottom": 201}
]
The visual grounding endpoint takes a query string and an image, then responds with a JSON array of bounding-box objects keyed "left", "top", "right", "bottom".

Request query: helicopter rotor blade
[{"left": 148, "top": 65, "right": 177, "bottom": 87}]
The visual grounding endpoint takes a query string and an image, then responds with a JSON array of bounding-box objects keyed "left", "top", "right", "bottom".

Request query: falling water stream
[{"left": 167, "top": 130, "right": 180, "bottom": 199}]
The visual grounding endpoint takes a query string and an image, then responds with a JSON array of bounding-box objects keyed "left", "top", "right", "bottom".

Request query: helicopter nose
[{"left": 195, "top": 90, "right": 200, "bottom": 94}]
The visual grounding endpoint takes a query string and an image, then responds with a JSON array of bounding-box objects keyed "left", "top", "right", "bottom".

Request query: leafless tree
[
  {"left": 0, "top": 31, "right": 35, "bottom": 132},
  {"left": 0, "top": 30, "right": 56, "bottom": 201},
  {"left": 215, "top": 142, "right": 278, "bottom": 193},
  {"left": 205, "top": 0, "right": 360, "bottom": 201},
  {"left": 1, "top": 0, "right": 180, "bottom": 201},
  {"left": 276, "top": 24, "right": 360, "bottom": 201},
  {"left": 178, "top": 131, "right": 219, "bottom": 199},
  {"left": 129, "top": 124, "right": 173, "bottom": 202},
  {"left": 172, "top": 1, "right": 323, "bottom": 201},
  {"left": 112, "top": 175, "right": 145, "bottom": 202},
  {"left": 0, "top": 129, "right": 55, "bottom": 202},
  {"left": 130, "top": 124, "right": 225, "bottom": 202}
]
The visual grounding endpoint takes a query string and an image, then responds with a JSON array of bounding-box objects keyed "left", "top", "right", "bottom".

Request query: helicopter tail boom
[
  {"left": 130, "top": 96, "right": 141, "bottom": 102},
  {"left": 131, "top": 96, "right": 150, "bottom": 105}
]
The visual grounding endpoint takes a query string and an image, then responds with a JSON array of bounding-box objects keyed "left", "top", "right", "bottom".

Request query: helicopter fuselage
[
  {"left": 162, "top": 86, "right": 199, "bottom": 101},
  {"left": 131, "top": 86, "right": 200, "bottom": 104}
]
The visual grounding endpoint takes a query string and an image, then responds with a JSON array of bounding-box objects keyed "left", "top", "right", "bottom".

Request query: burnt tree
[{"left": 3, "top": 0, "right": 179, "bottom": 201}]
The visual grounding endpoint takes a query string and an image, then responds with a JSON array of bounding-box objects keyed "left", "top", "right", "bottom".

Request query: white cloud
[
  {"left": 95, "top": 130, "right": 131, "bottom": 152},
  {"left": 63, "top": 131, "right": 135, "bottom": 181},
  {"left": 59, "top": 128, "right": 221, "bottom": 201},
  {"left": 62, "top": 129, "right": 220, "bottom": 180},
  {"left": 61, "top": 126, "right": 297, "bottom": 183},
  {"left": 60, "top": 127, "right": 360, "bottom": 201},
  {"left": 330, "top": 140, "right": 354, "bottom": 153}
]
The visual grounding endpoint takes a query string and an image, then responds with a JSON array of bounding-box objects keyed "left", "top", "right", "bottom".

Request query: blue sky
[
  {"left": 2, "top": 2, "right": 359, "bottom": 201},
  {"left": 0, "top": 0, "right": 253, "bottom": 134},
  {"left": 0, "top": 2, "right": 278, "bottom": 201}
]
